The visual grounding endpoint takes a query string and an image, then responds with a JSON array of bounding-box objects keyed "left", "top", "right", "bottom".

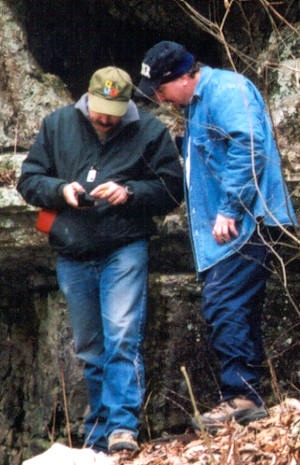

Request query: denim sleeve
[{"left": 211, "top": 78, "right": 268, "bottom": 220}]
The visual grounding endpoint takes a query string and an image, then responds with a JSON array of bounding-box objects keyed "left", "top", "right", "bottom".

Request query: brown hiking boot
[
  {"left": 108, "top": 432, "right": 139, "bottom": 453},
  {"left": 193, "top": 396, "right": 268, "bottom": 433}
]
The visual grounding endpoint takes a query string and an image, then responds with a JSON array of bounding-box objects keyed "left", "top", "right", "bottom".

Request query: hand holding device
[{"left": 77, "top": 192, "right": 97, "bottom": 207}]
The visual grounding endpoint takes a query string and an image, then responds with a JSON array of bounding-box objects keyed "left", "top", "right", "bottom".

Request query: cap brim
[
  {"left": 88, "top": 94, "right": 128, "bottom": 117},
  {"left": 135, "top": 77, "right": 160, "bottom": 98}
]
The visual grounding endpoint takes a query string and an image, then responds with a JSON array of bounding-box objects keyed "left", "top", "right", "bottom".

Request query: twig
[
  {"left": 59, "top": 365, "right": 72, "bottom": 448},
  {"left": 181, "top": 366, "right": 217, "bottom": 465}
]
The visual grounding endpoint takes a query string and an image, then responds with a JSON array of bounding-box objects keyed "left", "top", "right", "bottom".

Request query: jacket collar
[
  {"left": 193, "top": 65, "right": 213, "bottom": 100},
  {"left": 75, "top": 93, "right": 140, "bottom": 141}
]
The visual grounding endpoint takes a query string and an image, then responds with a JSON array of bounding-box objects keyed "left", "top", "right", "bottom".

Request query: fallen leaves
[
  {"left": 133, "top": 398, "right": 300, "bottom": 465},
  {"left": 23, "top": 398, "right": 300, "bottom": 465},
  {"left": 0, "top": 168, "right": 16, "bottom": 186}
]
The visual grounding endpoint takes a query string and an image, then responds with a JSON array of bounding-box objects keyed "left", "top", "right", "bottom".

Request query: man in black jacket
[{"left": 17, "top": 66, "right": 183, "bottom": 454}]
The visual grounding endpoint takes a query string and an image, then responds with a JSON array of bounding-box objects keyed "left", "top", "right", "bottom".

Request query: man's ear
[{"left": 179, "top": 73, "right": 189, "bottom": 86}]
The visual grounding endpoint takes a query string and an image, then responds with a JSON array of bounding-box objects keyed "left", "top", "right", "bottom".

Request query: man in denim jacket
[{"left": 137, "top": 41, "right": 298, "bottom": 432}]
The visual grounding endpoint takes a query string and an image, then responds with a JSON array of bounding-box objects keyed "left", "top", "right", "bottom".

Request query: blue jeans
[
  {"left": 56, "top": 240, "right": 149, "bottom": 451},
  {"left": 201, "top": 230, "right": 272, "bottom": 406}
]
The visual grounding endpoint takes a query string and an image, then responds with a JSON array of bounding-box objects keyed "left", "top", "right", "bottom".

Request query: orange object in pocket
[{"left": 35, "top": 209, "right": 57, "bottom": 234}]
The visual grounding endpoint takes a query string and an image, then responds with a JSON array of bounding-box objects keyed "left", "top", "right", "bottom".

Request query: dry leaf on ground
[{"left": 23, "top": 398, "right": 300, "bottom": 465}]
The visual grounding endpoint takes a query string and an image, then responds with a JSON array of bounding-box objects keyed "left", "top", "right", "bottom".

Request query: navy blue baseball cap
[{"left": 137, "top": 41, "right": 195, "bottom": 97}]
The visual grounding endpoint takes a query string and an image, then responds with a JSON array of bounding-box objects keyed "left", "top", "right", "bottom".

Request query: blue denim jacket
[{"left": 183, "top": 66, "right": 297, "bottom": 273}]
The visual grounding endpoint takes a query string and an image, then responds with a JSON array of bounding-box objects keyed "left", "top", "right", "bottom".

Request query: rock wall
[{"left": 0, "top": 2, "right": 299, "bottom": 465}]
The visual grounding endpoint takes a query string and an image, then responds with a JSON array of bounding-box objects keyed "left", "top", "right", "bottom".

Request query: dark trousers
[{"left": 201, "top": 230, "right": 273, "bottom": 405}]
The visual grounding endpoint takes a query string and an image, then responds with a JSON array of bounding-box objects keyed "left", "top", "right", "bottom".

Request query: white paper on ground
[{"left": 22, "top": 442, "right": 118, "bottom": 465}]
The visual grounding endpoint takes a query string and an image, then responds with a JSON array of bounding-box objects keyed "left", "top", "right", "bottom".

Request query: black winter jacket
[{"left": 17, "top": 96, "right": 183, "bottom": 259}]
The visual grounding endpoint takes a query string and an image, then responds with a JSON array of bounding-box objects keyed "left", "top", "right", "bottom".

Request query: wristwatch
[{"left": 124, "top": 185, "right": 134, "bottom": 197}]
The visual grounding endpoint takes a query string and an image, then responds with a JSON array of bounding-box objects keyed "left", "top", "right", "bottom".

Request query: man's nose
[{"left": 99, "top": 114, "right": 110, "bottom": 124}]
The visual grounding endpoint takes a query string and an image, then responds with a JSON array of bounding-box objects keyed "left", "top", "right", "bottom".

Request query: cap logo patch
[
  {"left": 103, "top": 80, "right": 120, "bottom": 98},
  {"left": 141, "top": 62, "right": 151, "bottom": 79}
]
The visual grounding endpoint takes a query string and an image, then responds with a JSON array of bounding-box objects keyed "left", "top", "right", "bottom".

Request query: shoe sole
[
  {"left": 234, "top": 407, "right": 268, "bottom": 425},
  {"left": 109, "top": 441, "right": 139, "bottom": 453},
  {"left": 193, "top": 407, "right": 268, "bottom": 434}
]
